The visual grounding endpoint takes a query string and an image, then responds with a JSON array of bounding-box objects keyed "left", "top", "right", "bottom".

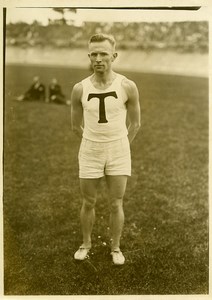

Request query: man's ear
[{"left": 112, "top": 52, "right": 118, "bottom": 61}]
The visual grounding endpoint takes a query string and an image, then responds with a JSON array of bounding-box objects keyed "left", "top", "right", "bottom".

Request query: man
[
  {"left": 16, "top": 76, "right": 45, "bottom": 101},
  {"left": 71, "top": 33, "right": 141, "bottom": 265},
  {"left": 48, "top": 78, "right": 66, "bottom": 104}
]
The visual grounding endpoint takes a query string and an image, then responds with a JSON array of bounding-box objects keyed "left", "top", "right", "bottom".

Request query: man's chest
[{"left": 83, "top": 90, "right": 125, "bottom": 123}]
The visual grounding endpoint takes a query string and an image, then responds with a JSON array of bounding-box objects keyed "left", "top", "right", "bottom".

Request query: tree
[{"left": 53, "top": 8, "right": 77, "bottom": 25}]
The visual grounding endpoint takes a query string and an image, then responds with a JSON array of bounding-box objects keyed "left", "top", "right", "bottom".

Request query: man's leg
[
  {"left": 79, "top": 178, "right": 101, "bottom": 248},
  {"left": 105, "top": 175, "right": 128, "bottom": 251},
  {"left": 74, "top": 178, "right": 101, "bottom": 260}
]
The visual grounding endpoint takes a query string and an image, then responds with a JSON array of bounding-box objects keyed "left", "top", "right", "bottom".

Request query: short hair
[{"left": 88, "top": 33, "right": 116, "bottom": 49}]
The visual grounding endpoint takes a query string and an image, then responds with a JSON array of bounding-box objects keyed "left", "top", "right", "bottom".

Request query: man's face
[
  {"left": 88, "top": 40, "right": 117, "bottom": 73},
  {"left": 52, "top": 78, "right": 57, "bottom": 85},
  {"left": 33, "top": 76, "right": 39, "bottom": 84}
]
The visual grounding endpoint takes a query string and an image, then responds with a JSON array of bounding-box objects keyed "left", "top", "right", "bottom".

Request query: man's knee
[
  {"left": 82, "top": 197, "right": 96, "bottom": 210},
  {"left": 110, "top": 198, "right": 123, "bottom": 213}
]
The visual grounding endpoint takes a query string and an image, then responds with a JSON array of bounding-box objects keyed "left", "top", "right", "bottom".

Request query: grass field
[{"left": 4, "top": 64, "right": 209, "bottom": 295}]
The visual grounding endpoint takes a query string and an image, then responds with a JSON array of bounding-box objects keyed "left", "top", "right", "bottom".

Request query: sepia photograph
[{"left": 2, "top": 3, "right": 210, "bottom": 297}]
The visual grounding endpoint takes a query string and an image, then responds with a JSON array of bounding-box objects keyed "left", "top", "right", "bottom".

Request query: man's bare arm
[
  {"left": 71, "top": 83, "right": 83, "bottom": 138},
  {"left": 123, "top": 79, "right": 141, "bottom": 143}
]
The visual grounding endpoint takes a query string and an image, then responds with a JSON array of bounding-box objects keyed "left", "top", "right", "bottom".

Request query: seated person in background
[
  {"left": 48, "top": 78, "right": 66, "bottom": 104},
  {"left": 16, "top": 76, "right": 45, "bottom": 101}
]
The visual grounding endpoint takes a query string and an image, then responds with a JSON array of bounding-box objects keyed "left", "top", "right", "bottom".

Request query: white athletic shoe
[
  {"left": 74, "top": 246, "right": 91, "bottom": 260},
  {"left": 111, "top": 249, "right": 125, "bottom": 265}
]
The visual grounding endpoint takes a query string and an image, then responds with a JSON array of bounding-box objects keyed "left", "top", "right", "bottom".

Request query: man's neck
[{"left": 92, "top": 70, "right": 115, "bottom": 84}]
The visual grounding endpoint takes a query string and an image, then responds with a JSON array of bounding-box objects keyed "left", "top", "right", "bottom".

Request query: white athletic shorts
[{"left": 78, "top": 137, "right": 131, "bottom": 178}]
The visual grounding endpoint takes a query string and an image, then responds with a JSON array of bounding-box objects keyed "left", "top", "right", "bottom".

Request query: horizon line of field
[{"left": 5, "top": 62, "right": 208, "bottom": 79}]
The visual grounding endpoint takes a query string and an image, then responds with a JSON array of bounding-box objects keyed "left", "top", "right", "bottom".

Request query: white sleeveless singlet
[{"left": 81, "top": 74, "right": 128, "bottom": 142}]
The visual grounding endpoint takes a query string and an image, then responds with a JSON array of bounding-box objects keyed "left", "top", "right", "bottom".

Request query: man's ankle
[
  {"left": 111, "top": 247, "right": 120, "bottom": 252},
  {"left": 82, "top": 241, "right": 92, "bottom": 248},
  {"left": 110, "top": 239, "right": 121, "bottom": 251}
]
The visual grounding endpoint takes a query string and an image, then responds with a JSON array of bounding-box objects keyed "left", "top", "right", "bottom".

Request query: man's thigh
[
  {"left": 80, "top": 178, "right": 101, "bottom": 199},
  {"left": 105, "top": 175, "right": 128, "bottom": 200}
]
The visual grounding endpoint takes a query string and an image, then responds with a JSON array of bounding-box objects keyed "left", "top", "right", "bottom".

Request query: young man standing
[{"left": 71, "top": 33, "right": 141, "bottom": 265}]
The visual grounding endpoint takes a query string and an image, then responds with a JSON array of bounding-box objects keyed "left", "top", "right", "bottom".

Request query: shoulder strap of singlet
[{"left": 81, "top": 76, "right": 92, "bottom": 86}]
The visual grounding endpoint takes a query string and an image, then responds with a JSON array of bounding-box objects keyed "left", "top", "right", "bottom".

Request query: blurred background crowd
[{"left": 6, "top": 8, "right": 208, "bottom": 53}]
